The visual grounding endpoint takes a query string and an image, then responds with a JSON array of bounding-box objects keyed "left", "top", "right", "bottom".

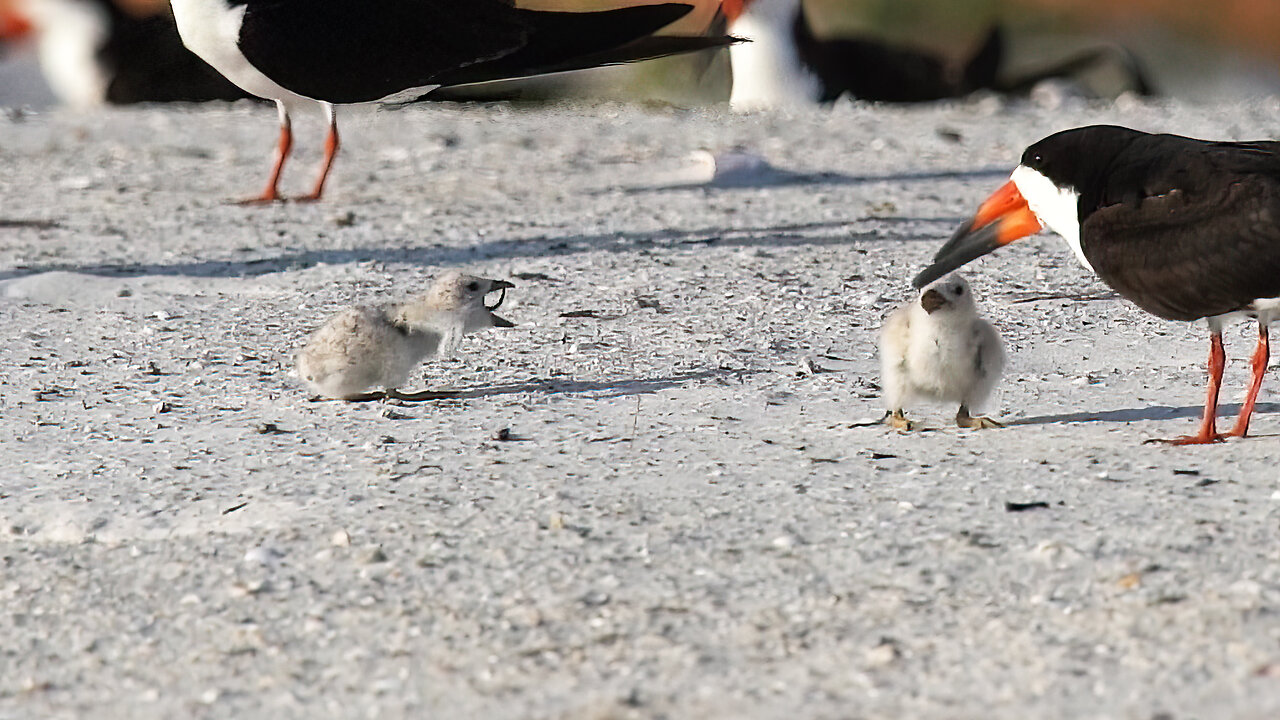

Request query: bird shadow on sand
[
  {"left": 1011, "top": 402, "right": 1280, "bottom": 426},
  {"left": 604, "top": 167, "right": 1011, "bottom": 195},
  {"left": 323, "top": 367, "right": 753, "bottom": 403},
  {"left": 0, "top": 218, "right": 957, "bottom": 282}
]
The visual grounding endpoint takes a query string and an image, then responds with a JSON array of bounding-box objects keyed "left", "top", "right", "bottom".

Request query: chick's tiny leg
[
  {"left": 886, "top": 409, "right": 916, "bottom": 431},
  {"left": 956, "top": 405, "right": 1003, "bottom": 429}
]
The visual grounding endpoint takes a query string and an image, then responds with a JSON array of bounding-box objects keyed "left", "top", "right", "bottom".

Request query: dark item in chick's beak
[
  {"left": 919, "top": 288, "right": 948, "bottom": 314},
  {"left": 485, "top": 279, "right": 515, "bottom": 327}
]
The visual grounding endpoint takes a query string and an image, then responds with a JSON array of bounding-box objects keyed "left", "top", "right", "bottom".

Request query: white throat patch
[{"left": 1010, "top": 164, "right": 1089, "bottom": 271}]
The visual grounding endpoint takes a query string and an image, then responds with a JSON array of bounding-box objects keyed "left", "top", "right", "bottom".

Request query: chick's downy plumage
[
  {"left": 880, "top": 274, "right": 1004, "bottom": 429},
  {"left": 297, "top": 271, "right": 514, "bottom": 400}
]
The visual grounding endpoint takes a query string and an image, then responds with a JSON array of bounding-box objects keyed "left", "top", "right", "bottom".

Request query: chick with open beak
[
  {"left": 296, "top": 271, "right": 515, "bottom": 400},
  {"left": 880, "top": 274, "right": 1005, "bottom": 430}
]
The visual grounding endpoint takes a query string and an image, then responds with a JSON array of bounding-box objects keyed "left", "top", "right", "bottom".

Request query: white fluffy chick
[
  {"left": 879, "top": 274, "right": 1004, "bottom": 430},
  {"left": 296, "top": 271, "right": 514, "bottom": 400}
]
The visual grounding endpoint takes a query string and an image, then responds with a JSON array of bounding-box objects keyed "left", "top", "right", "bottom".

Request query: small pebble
[
  {"left": 865, "top": 641, "right": 900, "bottom": 667},
  {"left": 243, "top": 546, "right": 284, "bottom": 567}
]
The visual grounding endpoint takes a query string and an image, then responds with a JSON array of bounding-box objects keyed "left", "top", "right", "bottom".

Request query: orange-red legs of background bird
[
  {"left": 298, "top": 103, "right": 339, "bottom": 202},
  {"left": 1227, "top": 322, "right": 1270, "bottom": 438},
  {"left": 239, "top": 101, "right": 338, "bottom": 204},
  {"left": 240, "top": 101, "right": 292, "bottom": 204}
]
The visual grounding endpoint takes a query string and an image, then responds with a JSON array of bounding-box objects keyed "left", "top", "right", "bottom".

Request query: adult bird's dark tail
[{"left": 423, "top": 2, "right": 739, "bottom": 89}]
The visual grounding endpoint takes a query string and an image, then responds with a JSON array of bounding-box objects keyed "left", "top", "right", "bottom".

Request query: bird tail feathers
[{"left": 421, "top": 3, "right": 740, "bottom": 90}]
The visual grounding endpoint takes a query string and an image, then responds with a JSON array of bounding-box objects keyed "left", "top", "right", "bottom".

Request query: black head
[
  {"left": 1019, "top": 125, "right": 1147, "bottom": 193},
  {"left": 911, "top": 125, "right": 1152, "bottom": 290}
]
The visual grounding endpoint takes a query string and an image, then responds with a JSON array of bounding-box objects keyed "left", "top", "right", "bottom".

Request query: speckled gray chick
[
  {"left": 880, "top": 274, "right": 1004, "bottom": 430},
  {"left": 296, "top": 271, "right": 514, "bottom": 400}
]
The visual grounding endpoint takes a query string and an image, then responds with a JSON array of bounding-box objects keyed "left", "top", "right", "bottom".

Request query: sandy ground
[{"left": 2, "top": 94, "right": 1280, "bottom": 719}]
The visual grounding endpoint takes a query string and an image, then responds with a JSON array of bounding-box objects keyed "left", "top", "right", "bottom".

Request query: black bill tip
[
  {"left": 912, "top": 220, "right": 1003, "bottom": 289},
  {"left": 912, "top": 266, "right": 944, "bottom": 290}
]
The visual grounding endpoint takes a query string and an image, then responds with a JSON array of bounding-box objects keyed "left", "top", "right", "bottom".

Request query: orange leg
[
  {"left": 1161, "top": 330, "right": 1226, "bottom": 445},
  {"left": 240, "top": 104, "right": 292, "bottom": 205},
  {"left": 1227, "top": 323, "right": 1270, "bottom": 438},
  {"left": 297, "top": 104, "right": 339, "bottom": 202}
]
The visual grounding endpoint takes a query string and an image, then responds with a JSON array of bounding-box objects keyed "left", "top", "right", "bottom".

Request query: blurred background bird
[
  {"left": 4, "top": 0, "right": 1280, "bottom": 108},
  {"left": 722, "top": 0, "right": 1149, "bottom": 109},
  {"left": 0, "top": 0, "right": 247, "bottom": 107},
  {"left": 164, "top": 0, "right": 739, "bottom": 202}
]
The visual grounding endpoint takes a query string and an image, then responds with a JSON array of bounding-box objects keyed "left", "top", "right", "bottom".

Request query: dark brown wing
[{"left": 1082, "top": 173, "right": 1280, "bottom": 321}]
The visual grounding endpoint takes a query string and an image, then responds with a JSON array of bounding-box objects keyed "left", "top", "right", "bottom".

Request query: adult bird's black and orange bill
[{"left": 913, "top": 180, "right": 1043, "bottom": 289}]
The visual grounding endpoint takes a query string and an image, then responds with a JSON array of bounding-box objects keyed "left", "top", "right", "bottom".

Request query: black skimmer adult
[
  {"left": 721, "top": 0, "right": 1151, "bottom": 110},
  {"left": 169, "top": 0, "right": 738, "bottom": 203},
  {"left": 722, "top": 0, "right": 999, "bottom": 108},
  {"left": 912, "top": 125, "right": 1280, "bottom": 444},
  {"left": 5, "top": 0, "right": 248, "bottom": 107}
]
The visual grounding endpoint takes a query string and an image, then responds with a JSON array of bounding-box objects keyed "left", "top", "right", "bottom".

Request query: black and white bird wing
[
  {"left": 1083, "top": 166, "right": 1280, "bottom": 322},
  {"left": 235, "top": 0, "right": 535, "bottom": 103},
  {"left": 236, "top": 0, "right": 709, "bottom": 104}
]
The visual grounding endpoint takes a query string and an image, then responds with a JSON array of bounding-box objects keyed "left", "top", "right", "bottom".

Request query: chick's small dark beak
[
  {"left": 912, "top": 180, "right": 1043, "bottom": 289},
  {"left": 919, "top": 289, "right": 947, "bottom": 314}
]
